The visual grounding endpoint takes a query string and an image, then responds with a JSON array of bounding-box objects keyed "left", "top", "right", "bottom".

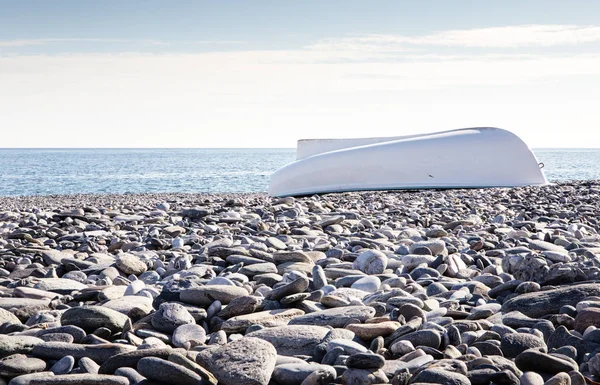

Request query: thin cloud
[
  {"left": 309, "top": 24, "right": 600, "bottom": 51},
  {"left": 0, "top": 38, "right": 126, "bottom": 47},
  {"left": 0, "top": 38, "right": 244, "bottom": 48}
]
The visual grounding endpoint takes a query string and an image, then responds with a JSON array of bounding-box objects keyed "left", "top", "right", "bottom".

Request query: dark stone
[
  {"left": 411, "top": 368, "right": 470, "bottom": 385},
  {"left": 501, "top": 283, "right": 600, "bottom": 318},
  {"left": 501, "top": 333, "right": 547, "bottom": 358},
  {"left": 345, "top": 353, "right": 385, "bottom": 369},
  {"left": 137, "top": 357, "right": 206, "bottom": 385},
  {"left": 515, "top": 348, "right": 578, "bottom": 374}
]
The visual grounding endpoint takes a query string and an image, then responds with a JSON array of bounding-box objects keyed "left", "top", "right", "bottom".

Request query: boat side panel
[
  {"left": 269, "top": 128, "right": 547, "bottom": 197},
  {"left": 296, "top": 127, "right": 499, "bottom": 160}
]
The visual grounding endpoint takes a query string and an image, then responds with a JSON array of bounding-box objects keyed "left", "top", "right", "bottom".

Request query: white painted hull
[{"left": 269, "top": 127, "right": 547, "bottom": 197}]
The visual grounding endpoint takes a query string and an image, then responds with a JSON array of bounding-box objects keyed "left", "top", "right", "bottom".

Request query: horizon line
[
  {"left": 0, "top": 147, "right": 297, "bottom": 150},
  {"left": 1, "top": 146, "right": 600, "bottom": 150}
]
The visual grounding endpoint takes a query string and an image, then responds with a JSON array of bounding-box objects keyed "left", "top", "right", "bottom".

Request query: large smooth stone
[
  {"left": 0, "top": 298, "right": 50, "bottom": 311},
  {"left": 172, "top": 324, "right": 207, "bottom": 348},
  {"left": 265, "top": 277, "right": 310, "bottom": 301},
  {"left": 137, "top": 357, "right": 206, "bottom": 385},
  {"left": 351, "top": 276, "right": 381, "bottom": 293},
  {"left": 115, "top": 253, "right": 148, "bottom": 275},
  {"left": 0, "top": 335, "right": 44, "bottom": 358},
  {"left": 180, "top": 285, "right": 249, "bottom": 306},
  {"left": 288, "top": 306, "right": 375, "bottom": 328},
  {"left": 515, "top": 348, "right": 578, "bottom": 374},
  {"left": 204, "top": 337, "right": 277, "bottom": 385},
  {"left": 246, "top": 325, "right": 330, "bottom": 356},
  {"left": 575, "top": 307, "right": 600, "bottom": 333},
  {"left": 411, "top": 368, "right": 469, "bottom": 385},
  {"left": 32, "top": 342, "right": 135, "bottom": 364},
  {"left": 352, "top": 250, "right": 388, "bottom": 275},
  {"left": 346, "top": 321, "right": 400, "bottom": 340},
  {"left": 33, "top": 278, "right": 87, "bottom": 294},
  {"left": 217, "top": 296, "right": 263, "bottom": 319},
  {"left": 151, "top": 303, "right": 196, "bottom": 333},
  {"left": 501, "top": 333, "right": 547, "bottom": 358},
  {"left": 28, "top": 374, "right": 129, "bottom": 385},
  {"left": 272, "top": 363, "right": 336, "bottom": 385},
  {"left": 221, "top": 309, "right": 304, "bottom": 334},
  {"left": 61, "top": 306, "right": 129, "bottom": 333},
  {"left": 98, "top": 348, "right": 177, "bottom": 374},
  {"left": 0, "top": 354, "right": 46, "bottom": 377},
  {"left": 0, "top": 308, "right": 21, "bottom": 325},
  {"left": 409, "top": 240, "right": 446, "bottom": 255},
  {"left": 501, "top": 284, "right": 600, "bottom": 318},
  {"left": 102, "top": 296, "right": 153, "bottom": 316}
]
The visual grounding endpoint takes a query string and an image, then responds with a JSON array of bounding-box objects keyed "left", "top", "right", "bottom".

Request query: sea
[{"left": 0, "top": 148, "right": 598, "bottom": 197}]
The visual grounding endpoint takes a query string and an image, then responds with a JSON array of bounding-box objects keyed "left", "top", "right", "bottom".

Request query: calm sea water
[{"left": 0, "top": 148, "right": 598, "bottom": 196}]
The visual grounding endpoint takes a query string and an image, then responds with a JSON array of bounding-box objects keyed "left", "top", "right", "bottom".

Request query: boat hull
[{"left": 269, "top": 127, "right": 547, "bottom": 197}]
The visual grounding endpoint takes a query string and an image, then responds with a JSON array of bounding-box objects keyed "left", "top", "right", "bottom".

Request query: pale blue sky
[{"left": 1, "top": 1, "right": 600, "bottom": 147}]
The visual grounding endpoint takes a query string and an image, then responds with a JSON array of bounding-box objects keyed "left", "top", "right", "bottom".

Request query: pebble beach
[{"left": 2, "top": 182, "right": 600, "bottom": 385}]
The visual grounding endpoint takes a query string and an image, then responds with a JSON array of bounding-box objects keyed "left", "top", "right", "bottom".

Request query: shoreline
[
  {"left": 1, "top": 180, "right": 600, "bottom": 383},
  {"left": 0, "top": 179, "right": 596, "bottom": 207}
]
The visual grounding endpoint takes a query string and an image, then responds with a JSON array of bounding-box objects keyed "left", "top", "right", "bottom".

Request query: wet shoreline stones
[{"left": 2, "top": 182, "right": 600, "bottom": 383}]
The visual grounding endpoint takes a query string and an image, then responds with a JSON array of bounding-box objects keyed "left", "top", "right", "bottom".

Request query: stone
[
  {"left": 341, "top": 368, "right": 389, "bottom": 385},
  {"left": 299, "top": 368, "right": 336, "bottom": 385},
  {"left": 32, "top": 342, "right": 135, "bottom": 364},
  {"left": 33, "top": 278, "right": 87, "bottom": 294},
  {"left": 288, "top": 306, "right": 375, "bottom": 328},
  {"left": 515, "top": 349, "right": 578, "bottom": 374},
  {"left": 345, "top": 321, "right": 399, "bottom": 340},
  {"left": 79, "top": 357, "right": 100, "bottom": 374},
  {"left": 61, "top": 306, "right": 129, "bottom": 333},
  {"left": 115, "top": 253, "right": 147, "bottom": 275},
  {"left": 350, "top": 276, "right": 381, "bottom": 293},
  {"left": 217, "top": 296, "right": 263, "bottom": 319},
  {"left": 346, "top": 353, "right": 385, "bottom": 369},
  {"left": 265, "top": 277, "right": 310, "bottom": 301},
  {"left": 353, "top": 249, "right": 388, "bottom": 275},
  {"left": 180, "top": 285, "right": 249, "bottom": 306},
  {"left": 0, "top": 335, "right": 44, "bottom": 358},
  {"left": 36, "top": 326, "right": 86, "bottom": 343},
  {"left": 0, "top": 354, "right": 46, "bottom": 377},
  {"left": 102, "top": 296, "right": 153, "bottom": 316},
  {"left": 167, "top": 352, "right": 218, "bottom": 385},
  {"left": 326, "top": 339, "right": 368, "bottom": 355},
  {"left": 543, "top": 372, "right": 572, "bottom": 385},
  {"left": 98, "top": 348, "right": 176, "bottom": 374},
  {"left": 0, "top": 308, "right": 21, "bottom": 326},
  {"left": 501, "top": 333, "right": 547, "bottom": 358},
  {"left": 49, "top": 356, "right": 75, "bottom": 375},
  {"left": 273, "top": 251, "right": 312, "bottom": 264},
  {"left": 394, "top": 330, "right": 441, "bottom": 349},
  {"left": 501, "top": 283, "right": 600, "bottom": 318},
  {"left": 9, "top": 372, "right": 55, "bottom": 385},
  {"left": 221, "top": 309, "right": 304, "bottom": 334},
  {"left": 411, "top": 368, "right": 470, "bottom": 385},
  {"left": 246, "top": 325, "right": 329, "bottom": 356},
  {"left": 574, "top": 307, "right": 600, "bottom": 333},
  {"left": 28, "top": 374, "right": 129, "bottom": 385},
  {"left": 520, "top": 372, "right": 544, "bottom": 385},
  {"left": 272, "top": 363, "right": 336, "bottom": 385},
  {"left": 172, "top": 323, "right": 207, "bottom": 347},
  {"left": 137, "top": 357, "right": 206, "bottom": 385},
  {"left": 151, "top": 302, "right": 196, "bottom": 333},
  {"left": 321, "top": 287, "right": 368, "bottom": 307},
  {"left": 204, "top": 337, "right": 277, "bottom": 385},
  {"left": 410, "top": 240, "right": 446, "bottom": 255}
]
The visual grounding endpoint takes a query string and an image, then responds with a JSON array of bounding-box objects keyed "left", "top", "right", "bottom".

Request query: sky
[{"left": 1, "top": 0, "right": 600, "bottom": 148}]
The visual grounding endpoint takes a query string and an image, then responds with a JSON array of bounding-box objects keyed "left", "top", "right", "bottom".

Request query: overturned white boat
[{"left": 268, "top": 127, "right": 547, "bottom": 197}]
